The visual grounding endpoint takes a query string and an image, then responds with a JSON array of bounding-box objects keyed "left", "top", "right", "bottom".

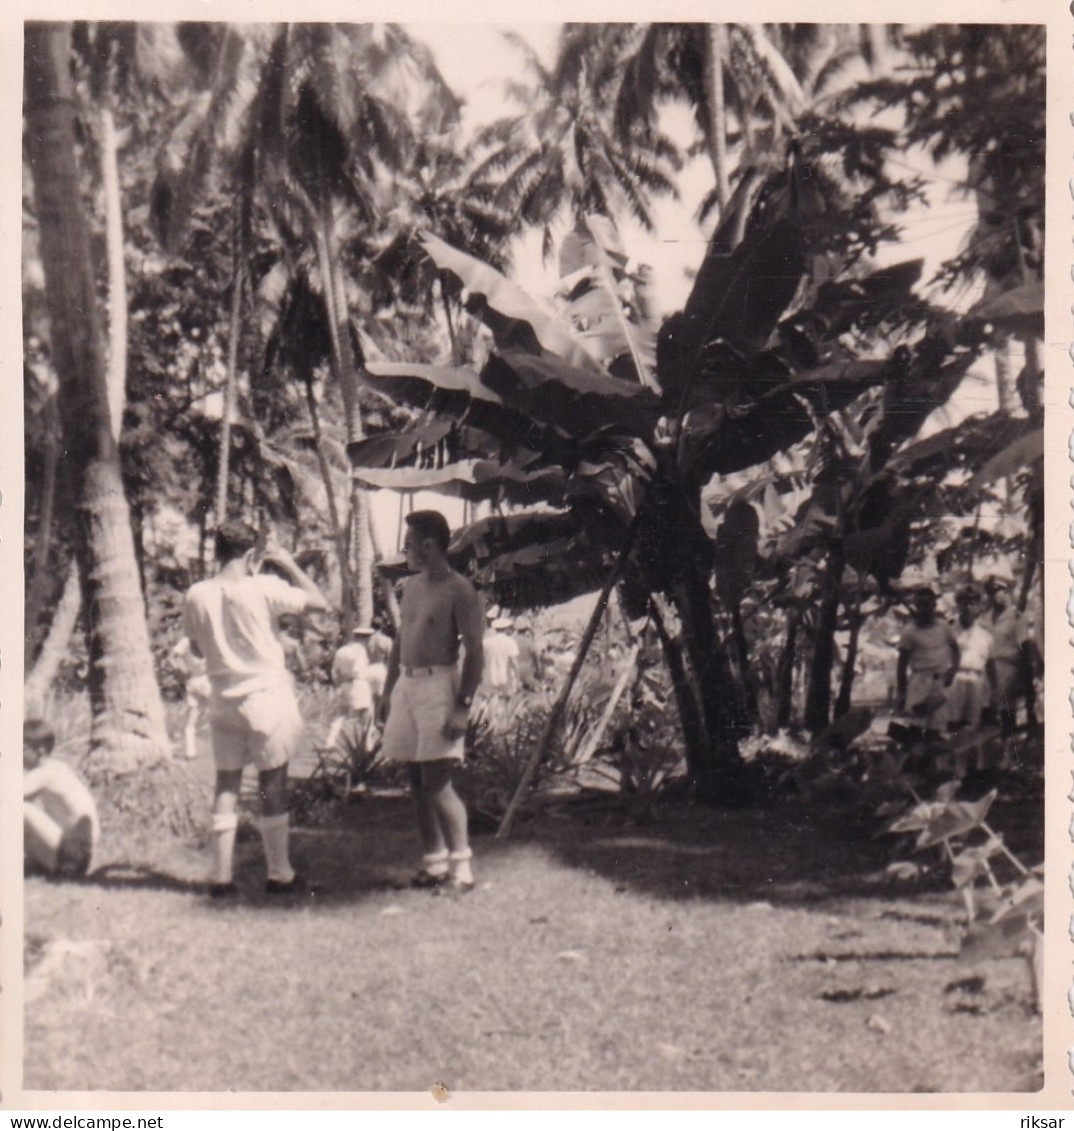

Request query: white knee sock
[
  {"left": 259, "top": 813, "right": 295, "bottom": 884},
  {"left": 211, "top": 812, "right": 238, "bottom": 884},
  {"left": 422, "top": 849, "right": 449, "bottom": 877},
  {"left": 449, "top": 848, "right": 473, "bottom": 885}
]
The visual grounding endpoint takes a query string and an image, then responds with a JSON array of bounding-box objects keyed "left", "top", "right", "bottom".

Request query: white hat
[
  {"left": 353, "top": 625, "right": 375, "bottom": 636},
  {"left": 493, "top": 617, "right": 511, "bottom": 630}
]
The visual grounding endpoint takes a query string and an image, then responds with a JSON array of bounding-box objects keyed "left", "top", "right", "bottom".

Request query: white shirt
[
  {"left": 183, "top": 573, "right": 309, "bottom": 700},
  {"left": 482, "top": 631, "right": 519, "bottom": 690},
  {"left": 955, "top": 622, "right": 993, "bottom": 674}
]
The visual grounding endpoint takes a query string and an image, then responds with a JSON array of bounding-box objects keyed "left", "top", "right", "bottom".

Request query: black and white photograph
[{"left": 6, "top": 5, "right": 1067, "bottom": 1113}]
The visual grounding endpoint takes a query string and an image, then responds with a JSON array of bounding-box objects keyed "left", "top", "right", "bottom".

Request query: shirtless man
[{"left": 379, "top": 510, "right": 484, "bottom": 893}]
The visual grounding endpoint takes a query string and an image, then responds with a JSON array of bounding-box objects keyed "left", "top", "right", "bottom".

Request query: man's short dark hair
[
  {"left": 215, "top": 521, "right": 258, "bottom": 563},
  {"left": 405, "top": 510, "right": 451, "bottom": 552},
  {"left": 24, "top": 718, "right": 56, "bottom": 752}
]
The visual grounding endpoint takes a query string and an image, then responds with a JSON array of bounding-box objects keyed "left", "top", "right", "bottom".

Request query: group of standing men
[
  {"left": 895, "top": 576, "right": 1039, "bottom": 763},
  {"left": 181, "top": 510, "right": 484, "bottom": 899}
]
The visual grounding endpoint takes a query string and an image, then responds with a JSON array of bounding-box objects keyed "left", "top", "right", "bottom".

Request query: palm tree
[
  {"left": 24, "top": 21, "right": 170, "bottom": 768},
  {"left": 473, "top": 28, "right": 682, "bottom": 260},
  {"left": 612, "top": 23, "right": 806, "bottom": 215},
  {"left": 150, "top": 22, "right": 459, "bottom": 626}
]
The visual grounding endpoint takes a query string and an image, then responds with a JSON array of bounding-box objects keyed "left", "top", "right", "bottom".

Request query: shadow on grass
[
  {"left": 524, "top": 797, "right": 913, "bottom": 907},
  {"left": 72, "top": 864, "right": 208, "bottom": 896}
]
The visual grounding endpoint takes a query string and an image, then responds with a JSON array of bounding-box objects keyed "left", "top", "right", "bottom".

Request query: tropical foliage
[{"left": 23, "top": 22, "right": 1043, "bottom": 801}]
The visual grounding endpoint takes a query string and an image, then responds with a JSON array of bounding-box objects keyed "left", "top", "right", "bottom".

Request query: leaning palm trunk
[
  {"left": 25, "top": 22, "right": 169, "bottom": 769},
  {"left": 25, "top": 562, "right": 81, "bottom": 717},
  {"left": 704, "top": 24, "right": 731, "bottom": 212},
  {"left": 25, "top": 392, "right": 60, "bottom": 667}
]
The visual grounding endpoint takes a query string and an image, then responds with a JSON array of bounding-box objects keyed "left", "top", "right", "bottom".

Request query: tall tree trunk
[
  {"left": 313, "top": 202, "right": 374, "bottom": 627},
  {"left": 216, "top": 232, "right": 244, "bottom": 523},
  {"left": 833, "top": 581, "right": 865, "bottom": 719},
  {"left": 303, "top": 375, "right": 355, "bottom": 630},
  {"left": 704, "top": 25, "right": 730, "bottom": 212},
  {"left": 25, "top": 390, "right": 60, "bottom": 667},
  {"left": 25, "top": 22, "right": 169, "bottom": 769},
  {"left": 804, "top": 546, "right": 846, "bottom": 732},
  {"left": 101, "top": 104, "right": 126, "bottom": 440},
  {"left": 25, "top": 563, "right": 81, "bottom": 717}
]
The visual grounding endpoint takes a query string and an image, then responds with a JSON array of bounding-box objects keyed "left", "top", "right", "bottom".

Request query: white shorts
[
  {"left": 380, "top": 667, "right": 464, "bottom": 764},
  {"left": 209, "top": 686, "right": 307, "bottom": 773}
]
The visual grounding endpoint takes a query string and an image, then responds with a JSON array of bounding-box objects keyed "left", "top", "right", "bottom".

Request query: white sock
[
  {"left": 449, "top": 848, "right": 473, "bottom": 885},
  {"left": 422, "top": 850, "right": 449, "bottom": 877},
  {"left": 211, "top": 812, "right": 238, "bottom": 884},
  {"left": 259, "top": 813, "right": 295, "bottom": 884}
]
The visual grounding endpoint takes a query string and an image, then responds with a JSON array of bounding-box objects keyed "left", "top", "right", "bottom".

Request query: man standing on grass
[
  {"left": 895, "top": 587, "right": 959, "bottom": 742},
  {"left": 183, "top": 521, "right": 327, "bottom": 899},
  {"left": 379, "top": 510, "right": 484, "bottom": 893}
]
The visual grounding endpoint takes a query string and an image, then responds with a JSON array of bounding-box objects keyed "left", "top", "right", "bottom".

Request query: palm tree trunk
[
  {"left": 303, "top": 375, "right": 355, "bottom": 630},
  {"left": 216, "top": 236, "right": 244, "bottom": 523},
  {"left": 25, "top": 563, "right": 81, "bottom": 717},
  {"left": 25, "top": 21, "right": 169, "bottom": 769},
  {"left": 704, "top": 25, "right": 731, "bottom": 212},
  {"left": 25, "top": 392, "right": 60, "bottom": 667},
  {"left": 313, "top": 202, "right": 375, "bottom": 626},
  {"left": 101, "top": 105, "right": 126, "bottom": 439}
]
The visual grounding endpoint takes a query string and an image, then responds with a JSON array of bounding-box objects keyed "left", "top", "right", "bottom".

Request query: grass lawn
[{"left": 23, "top": 746, "right": 1042, "bottom": 1095}]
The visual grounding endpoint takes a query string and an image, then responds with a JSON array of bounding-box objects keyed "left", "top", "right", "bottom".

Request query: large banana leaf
[
  {"left": 362, "top": 360, "right": 556, "bottom": 453},
  {"left": 559, "top": 215, "right": 659, "bottom": 389},
  {"left": 420, "top": 231, "right": 606, "bottom": 375},
  {"left": 351, "top": 459, "right": 568, "bottom": 508},
  {"left": 967, "top": 281, "right": 1044, "bottom": 338},
  {"left": 661, "top": 164, "right": 807, "bottom": 401},
  {"left": 811, "top": 260, "right": 925, "bottom": 336},
  {"left": 481, "top": 350, "right": 661, "bottom": 443},
  {"left": 685, "top": 359, "right": 888, "bottom": 479}
]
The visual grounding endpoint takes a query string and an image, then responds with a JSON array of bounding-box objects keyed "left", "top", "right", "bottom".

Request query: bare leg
[
  {"left": 419, "top": 760, "right": 469, "bottom": 856},
  {"left": 258, "top": 763, "right": 295, "bottom": 883},
  {"left": 409, "top": 763, "right": 448, "bottom": 858},
  {"left": 24, "top": 802, "right": 63, "bottom": 873}
]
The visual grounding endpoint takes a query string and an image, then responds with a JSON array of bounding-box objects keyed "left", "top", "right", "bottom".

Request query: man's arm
[
  {"left": 454, "top": 581, "right": 486, "bottom": 707},
  {"left": 895, "top": 647, "right": 910, "bottom": 709},
  {"left": 443, "top": 580, "right": 485, "bottom": 740},
  {"left": 946, "top": 632, "right": 960, "bottom": 687},
  {"left": 379, "top": 635, "right": 401, "bottom": 723},
  {"left": 261, "top": 547, "right": 328, "bottom": 612}
]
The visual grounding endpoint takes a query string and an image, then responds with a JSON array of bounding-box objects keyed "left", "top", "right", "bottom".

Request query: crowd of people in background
[{"left": 894, "top": 575, "right": 1040, "bottom": 769}]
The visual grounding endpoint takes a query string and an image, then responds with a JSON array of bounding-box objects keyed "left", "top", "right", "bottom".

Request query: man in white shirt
[
  {"left": 327, "top": 625, "right": 377, "bottom": 757},
  {"left": 183, "top": 522, "right": 327, "bottom": 898},
  {"left": 947, "top": 585, "right": 995, "bottom": 733},
  {"left": 482, "top": 617, "right": 520, "bottom": 696}
]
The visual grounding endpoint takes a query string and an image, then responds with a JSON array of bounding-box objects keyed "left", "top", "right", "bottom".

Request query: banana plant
[{"left": 349, "top": 150, "right": 989, "bottom": 798}]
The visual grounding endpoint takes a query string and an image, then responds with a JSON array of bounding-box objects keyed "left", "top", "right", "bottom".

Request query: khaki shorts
[
  {"left": 210, "top": 686, "right": 307, "bottom": 773},
  {"left": 380, "top": 667, "right": 464, "bottom": 764}
]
